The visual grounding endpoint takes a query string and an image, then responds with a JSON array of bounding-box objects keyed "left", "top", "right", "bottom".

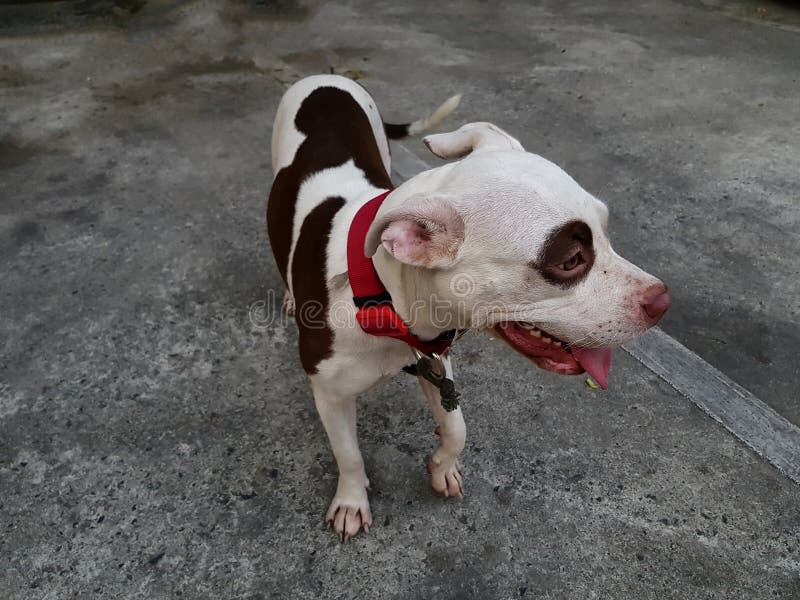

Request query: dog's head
[{"left": 365, "top": 122, "right": 670, "bottom": 388}]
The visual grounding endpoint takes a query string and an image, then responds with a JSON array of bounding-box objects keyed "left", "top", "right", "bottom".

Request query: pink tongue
[{"left": 572, "top": 347, "right": 613, "bottom": 390}]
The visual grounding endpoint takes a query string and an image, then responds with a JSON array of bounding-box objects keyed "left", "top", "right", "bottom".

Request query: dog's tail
[{"left": 383, "top": 93, "right": 462, "bottom": 139}]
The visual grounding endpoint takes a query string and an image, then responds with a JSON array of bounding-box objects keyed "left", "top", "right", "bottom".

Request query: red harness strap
[{"left": 347, "top": 190, "right": 456, "bottom": 356}]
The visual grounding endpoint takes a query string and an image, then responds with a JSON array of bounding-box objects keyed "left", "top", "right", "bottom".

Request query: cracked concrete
[{"left": 1, "top": 1, "right": 799, "bottom": 598}]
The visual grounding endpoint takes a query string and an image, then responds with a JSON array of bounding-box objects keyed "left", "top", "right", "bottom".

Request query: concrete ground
[{"left": 1, "top": 1, "right": 798, "bottom": 598}]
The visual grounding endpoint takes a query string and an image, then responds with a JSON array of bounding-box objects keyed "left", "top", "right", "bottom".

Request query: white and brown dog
[{"left": 267, "top": 74, "right": 671, "bottom": 541}]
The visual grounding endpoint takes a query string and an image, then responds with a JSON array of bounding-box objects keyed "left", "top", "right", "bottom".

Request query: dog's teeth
[
  {"left": 519, "top": 322, "right": 536, "bottom": 330},
  {"left": 553, "top": 341, "right": 562, "bottom": 347},
  {"left": 542, "top": 336, "right": 552, "bottom": 344},
  {"left": 531, "top": 329, "right": 541, "bottom": 337}
]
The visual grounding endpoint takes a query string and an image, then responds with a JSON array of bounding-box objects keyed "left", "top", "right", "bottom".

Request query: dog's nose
[{"left": 640, "top": 284, "right": 671, "bottom": 323}]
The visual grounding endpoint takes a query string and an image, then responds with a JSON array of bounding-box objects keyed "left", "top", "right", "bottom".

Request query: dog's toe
[
  {"left": 326, "top": 494, "right": 372, "bottom": 542},
  {"left": 428, "top": 457, "right": 464, "bottom": 499}
]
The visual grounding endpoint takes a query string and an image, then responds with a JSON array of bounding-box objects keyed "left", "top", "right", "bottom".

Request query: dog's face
[{"left": 366, "top": 123, "right": 670, "bottom": 387}]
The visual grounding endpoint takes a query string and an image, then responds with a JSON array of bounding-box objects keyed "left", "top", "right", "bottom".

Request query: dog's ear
[
  {"left": 423, "top": 122, "right": 524, "bottom": 159},
  {"left": 364, "top": 196, "right": 465, "bottom": 268}
]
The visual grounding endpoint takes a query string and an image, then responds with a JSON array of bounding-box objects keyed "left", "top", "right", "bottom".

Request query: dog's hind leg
[
  {"left": 311, "top": 380, "right": 372, "bottom": 542},
  {"left": 418, "top": 354, "right": 466, "bottom": 498}
]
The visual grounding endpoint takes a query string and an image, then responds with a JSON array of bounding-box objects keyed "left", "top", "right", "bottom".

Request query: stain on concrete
[
  {"left": 280, "top": 46, "right": 372, "bottom": 72},
  {"left": 45, "top": 172, "right": 69, "bottom": 184},
  {"left": 54, "top": 204, "right": 99, "bottom": 226},
  {"left": 12, "top": 220, "right": 45, "bottom": 247},
  {"left": 694, "top": 0, "right": 800, "bottom": 28},
  {"left": 95, "top": 57, "right": 264, "bottom": 107},
  {"left": 0, "top": 64, "right": 34, "bottom": 87},
  {"left": 0, "top": 136, "right": 46, "bottom": 169},
  {"left": 0, "top": 0, "right": 181, "bottom": 33},
  {"left": 225, "top": 0, "right": 313, "bottom": 23}
]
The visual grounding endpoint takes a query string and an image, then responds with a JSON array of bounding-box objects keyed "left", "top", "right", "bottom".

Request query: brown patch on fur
[
  {"left": 267, "top": 86, "right": 392, "bottom": 283},
  {"left": 536, "top": 220, "right": 595, "bottom": 288},
  {"left": 292, "top": 197, "right": 346, "bottom": 374}
]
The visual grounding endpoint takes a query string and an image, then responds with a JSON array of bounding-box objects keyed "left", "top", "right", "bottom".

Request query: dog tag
[{"left": 416, "top": 356, "right": 460, "bottom": 412}]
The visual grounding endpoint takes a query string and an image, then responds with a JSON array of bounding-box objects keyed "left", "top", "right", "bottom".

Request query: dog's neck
[{"left": 372, "top": 248, "right": 457, "bottom": 342}]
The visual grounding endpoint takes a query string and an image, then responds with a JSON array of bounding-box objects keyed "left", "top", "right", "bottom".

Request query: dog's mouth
[{"left": 493, "top": 322, "right": 612, "bottom": 389}]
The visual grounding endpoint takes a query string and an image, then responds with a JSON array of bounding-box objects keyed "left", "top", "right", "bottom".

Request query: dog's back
[{"left": 268, "top": 75, "right": 393, "bottom": 286}]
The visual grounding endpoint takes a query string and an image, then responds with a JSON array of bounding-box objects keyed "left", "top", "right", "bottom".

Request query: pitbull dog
[{"left": 267, "top": 74, "right": 670, "bottom": 541}]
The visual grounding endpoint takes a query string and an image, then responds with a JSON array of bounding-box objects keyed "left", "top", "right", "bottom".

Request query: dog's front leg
[
  {"left": 418, "top": 354, "right": 466, "bottom": 498},
  {"left": 311, "top": 381, "right": 372, "bottom": 541}
]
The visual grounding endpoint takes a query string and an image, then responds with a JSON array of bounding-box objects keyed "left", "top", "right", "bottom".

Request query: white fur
[
  {"left": 286, "top": 160, "right": 366, "bottom": 296},
  {"left": 424, "top": 121, "right": 523, "bottom": 157},
  {"left": 408, "top": 94, "right": 462, "bottom": 135}
]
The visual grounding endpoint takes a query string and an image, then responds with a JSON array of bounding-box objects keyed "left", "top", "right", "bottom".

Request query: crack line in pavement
[{"left": 392, "top": 141, "right": 800, "bottom": 486}]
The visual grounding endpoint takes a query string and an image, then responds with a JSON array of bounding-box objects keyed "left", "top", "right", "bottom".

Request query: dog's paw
[
  {"left": 427, "top": 453, "right": 464, "bottom": 499},
  {"left": 325, "top": 484, "right": 372, "bottom": 542}
]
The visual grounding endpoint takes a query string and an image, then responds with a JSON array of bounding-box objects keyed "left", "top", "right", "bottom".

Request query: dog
[{"left": 267, "top": 74, "right": 671, "bottom": 542}]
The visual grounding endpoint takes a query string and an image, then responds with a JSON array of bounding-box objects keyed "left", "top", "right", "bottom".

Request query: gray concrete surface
[{"left": 1, "top": 1, "right": 799, "bottom": 598}]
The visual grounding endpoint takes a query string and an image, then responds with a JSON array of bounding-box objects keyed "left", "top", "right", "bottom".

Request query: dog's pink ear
[
  {"left": 364, "top": 197, "right": 465, "bottom": 268},
  {"left": 423, "top": 122, "right": 523, "bottom": 159}
]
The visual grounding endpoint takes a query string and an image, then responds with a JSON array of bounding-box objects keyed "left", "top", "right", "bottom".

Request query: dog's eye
[{"left": 560, "top": 252, "right": 584, "bottom": 271}]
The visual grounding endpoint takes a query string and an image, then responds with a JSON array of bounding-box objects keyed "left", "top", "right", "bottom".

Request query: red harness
[{"left": 347, "top": 190, "right": 457, "bottom": 356}]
